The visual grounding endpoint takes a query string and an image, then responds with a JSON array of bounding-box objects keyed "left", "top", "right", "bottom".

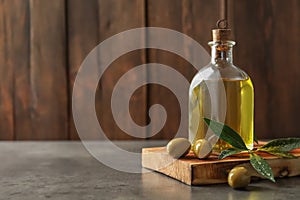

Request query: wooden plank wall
[{"left": 0, "top": 0, "right": 299, "bottom": 140}]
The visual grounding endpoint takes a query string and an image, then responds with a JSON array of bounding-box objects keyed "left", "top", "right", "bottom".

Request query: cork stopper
[
  {"left": 212, "top": 19, "right": 232, "bottom": 41},
  {"left": 212, "top": 29, "right": 231, "bottom": 41}
]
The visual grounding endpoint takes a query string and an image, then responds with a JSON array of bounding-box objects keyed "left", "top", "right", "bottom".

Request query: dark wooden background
[{"left": 0, "top": 0, "right": 299, "bottom": 140}]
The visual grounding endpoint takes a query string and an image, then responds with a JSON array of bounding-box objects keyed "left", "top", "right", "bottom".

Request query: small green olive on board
[
  {"left": 228, "top": 166, "right": 251, "bottom": 189},
  {"left": 166, "top": 138, "right": 191, "bottom": 159},
  {"left": 192, "top": 139, "right": 212, "bottom": 159}
]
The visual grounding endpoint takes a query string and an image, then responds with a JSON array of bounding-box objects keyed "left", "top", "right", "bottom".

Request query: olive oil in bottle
[{"left": 189, "top": 26, "right": 254, "bottom": 153}]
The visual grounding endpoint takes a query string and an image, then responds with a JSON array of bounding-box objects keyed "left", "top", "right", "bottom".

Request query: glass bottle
[{"left": 189, "top": 27, "right": 254, "bottom": 153}]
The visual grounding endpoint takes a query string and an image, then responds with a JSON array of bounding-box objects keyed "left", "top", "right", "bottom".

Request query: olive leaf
[
  {"left": 204, "top": 118, "right": 248, "bottom": 150},
  {"left": 259, "top": 150, "right": 297, "bottom": 159},
  {"left": 218, "top": 148, "right": 244, "bottom": 160},
  {"left": 204, "top": 118, "right": 300, "bottom": 184},
  {"left": 250, "top": 153, "right": 275, "bottom": 182},
  {"left": 259, "top": 138, "right": 300, "bottom": 152}
]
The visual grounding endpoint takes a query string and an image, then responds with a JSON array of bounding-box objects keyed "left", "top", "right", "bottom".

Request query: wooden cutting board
[{"left": 142, "top": 146, "right": 300, "bottom": 185}]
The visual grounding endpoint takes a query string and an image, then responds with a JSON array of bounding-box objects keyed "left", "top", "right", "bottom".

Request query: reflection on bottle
[{"left": 189, "top": 26, "right": 254, "bottom": 153}]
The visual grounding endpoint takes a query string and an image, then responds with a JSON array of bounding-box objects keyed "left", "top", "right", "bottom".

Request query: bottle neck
[{"left": 209, "top": 41, "right": 235, "bottom": 65}]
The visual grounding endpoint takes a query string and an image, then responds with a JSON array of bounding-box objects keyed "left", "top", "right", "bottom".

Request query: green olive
[
  {"left": 166, "top": 138, "right": 191, "bottom": 159},
  {"left": 228, "top": 166, "right": 251, "bottom": 189},
  {"left": 192, "top": 139, "right": 212, "bottom": 159}
]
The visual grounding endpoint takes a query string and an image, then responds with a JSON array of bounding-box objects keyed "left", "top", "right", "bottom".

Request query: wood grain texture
[
  {"left": 147, "top": 0, "right": 189, "bottom": 139},
  {"left": 12, "top": 0, "right": 32, "bottom": 140},
  {"left": 232, "top": 0, "right": 300, "bottom": 138},
  {"left": 22, "top": 0, "right": 68, "bottom": 139},
  {"left": 182, "top": 0, "right": 220, "bottom": 51},
  {"left": 96, "top": 0, "right": 147, "bottom": 139},
  {"left": 265, "top": 0, "right": 300, "bottom": 138},
  {"left": 146, "top": 0, "right": 219, "bottom": 139},
  {"left": 67, "top": 0, "right": 100, "bottom": 140},
  {"left": 142, "top": 146, "right": 300, "bottom": 185},
  {"left": 0, "top": 0, "right": 299, "bottom": 140},
  {"left": 0, "top": 0, "right": 23, "bottom": 139}
]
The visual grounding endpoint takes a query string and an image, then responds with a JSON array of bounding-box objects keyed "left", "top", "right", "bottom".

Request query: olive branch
[{"left": 204, "top": 118, "right": 300, "bottom": 182}]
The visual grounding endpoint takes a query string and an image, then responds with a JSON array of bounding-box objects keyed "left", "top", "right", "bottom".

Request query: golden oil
[
  {"left": 189, "top": 24, "right": 254, "bottom": 153},
  {"left": 190, "top": 78, "right": 254, "bottom": 153}
]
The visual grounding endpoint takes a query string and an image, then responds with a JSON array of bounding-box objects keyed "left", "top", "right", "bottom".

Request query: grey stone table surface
[{"left": 0, "top": 141, "right": 300, "bottom": 200}]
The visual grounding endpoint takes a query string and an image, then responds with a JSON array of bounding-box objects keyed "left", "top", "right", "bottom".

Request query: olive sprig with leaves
[{"left": 204, "top": 118, "right": 300, "bottom": 182}]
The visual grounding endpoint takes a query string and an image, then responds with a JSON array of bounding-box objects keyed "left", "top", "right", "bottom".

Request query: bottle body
[{"left": 189, "top": 41, "right": 254, "bottom": 153}]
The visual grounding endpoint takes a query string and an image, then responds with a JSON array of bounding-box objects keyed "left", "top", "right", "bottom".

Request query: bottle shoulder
[{"left": 194, "top": 63, "right": 250, "bottom": 81}]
